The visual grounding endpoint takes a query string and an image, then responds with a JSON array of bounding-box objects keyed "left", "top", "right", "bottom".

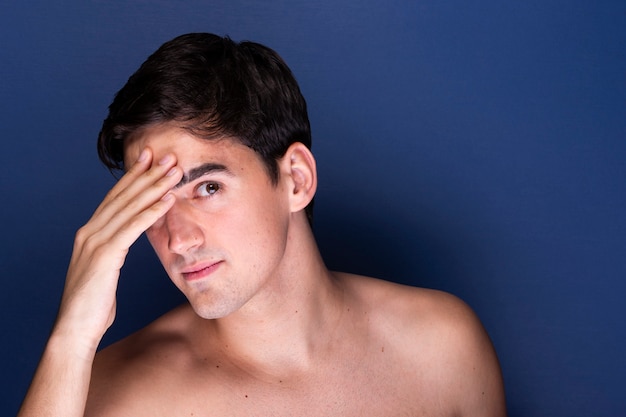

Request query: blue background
[{"left": 1, "top": 1, "right": 624, "bottom": 415}]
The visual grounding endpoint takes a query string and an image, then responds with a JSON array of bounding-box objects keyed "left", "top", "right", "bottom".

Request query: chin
[{"left": 187, "top": 297, "right": 241, "bottom": 320}]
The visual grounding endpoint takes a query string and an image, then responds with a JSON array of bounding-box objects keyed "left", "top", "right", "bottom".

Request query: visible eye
[{"left": 195, "top": 182, "right": 221, "bottom": 198}]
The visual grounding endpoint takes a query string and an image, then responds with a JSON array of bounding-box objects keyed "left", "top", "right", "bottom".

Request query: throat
[{"left": 195, "top": 272, "right": 347, "bottom": 376}]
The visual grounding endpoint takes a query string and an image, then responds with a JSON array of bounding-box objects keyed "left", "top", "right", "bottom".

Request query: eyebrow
[{"left": 174, "top": 162, "right": 232, "bottom": 189}]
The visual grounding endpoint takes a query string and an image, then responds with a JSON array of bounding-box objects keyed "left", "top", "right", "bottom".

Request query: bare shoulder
[
  {"left": 340, "top": 272, "right": 485, "bottom": 339},
  {"left": 86, "top": 304, "right": 198, "bottom": 416},
  {"left": 339, "top": 273, "right": 507, "bottom": 416}
]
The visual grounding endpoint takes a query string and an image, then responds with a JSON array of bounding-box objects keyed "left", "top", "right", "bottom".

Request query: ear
[{"left": 279, "top": 142, "right": 317, "bottom": 213}]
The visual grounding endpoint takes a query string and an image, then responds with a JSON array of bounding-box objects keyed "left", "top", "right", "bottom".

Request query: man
[{"left": 19, "top": 33, "right": 506, "bottom": 416}]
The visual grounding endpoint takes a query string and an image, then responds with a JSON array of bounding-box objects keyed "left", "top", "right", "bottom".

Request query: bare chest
[{"left": 129, "top": 354, "right": 446, "bottom": 417}]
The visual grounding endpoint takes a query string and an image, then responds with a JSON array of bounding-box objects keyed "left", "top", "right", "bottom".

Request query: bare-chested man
[{"left": 18, "top": 33, "right": 506, "bottom": 416}]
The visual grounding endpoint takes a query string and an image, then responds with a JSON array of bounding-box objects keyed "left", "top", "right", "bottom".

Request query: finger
[
  {"left": 74, "top": 192, "right": 177, "bottom": 274},
  {"left": 105, "top": 192, "right": 177, "bottom": 263},
  {"left": 100, "top": 153, "right": 179, "bottom": 221},
  {"left": 78, "top": 164, "right": 182, "bottom": 254},
  {"left": 96, "top": 165, "right": 182, "bottom": 244},
  {"left": 86, "top": 152, "right": 180, "bottom": 236},
  {"left": 91, "top": 147, "right": 155, "bottom": 218}
]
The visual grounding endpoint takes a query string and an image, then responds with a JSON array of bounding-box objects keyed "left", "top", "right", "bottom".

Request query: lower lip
[{"left": 182, "top": 262, "right": 223, "bottom": 282}]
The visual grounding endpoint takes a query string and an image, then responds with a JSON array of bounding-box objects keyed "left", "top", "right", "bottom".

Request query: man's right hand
[
  {"left": 55, "top": 148, "right": 183, "bottom": 354},
  {"left": 18, "top": 147, "right": 183, "bottom": 417}
]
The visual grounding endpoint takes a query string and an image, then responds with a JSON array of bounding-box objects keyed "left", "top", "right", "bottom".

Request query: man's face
[{"left": 124, "top": 125, "right": 292, "bottom": 319}]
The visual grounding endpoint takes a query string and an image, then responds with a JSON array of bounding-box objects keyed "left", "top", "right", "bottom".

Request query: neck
[{"left": 193, "top": 214, "right": 345, "bottom": 376}]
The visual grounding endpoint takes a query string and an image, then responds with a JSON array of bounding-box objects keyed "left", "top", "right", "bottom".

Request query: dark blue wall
[{"left": 2, "top": 1, "right": 624, "bottom": 415}]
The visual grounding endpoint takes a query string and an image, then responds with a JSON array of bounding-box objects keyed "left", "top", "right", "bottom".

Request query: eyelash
[{"left": 194, "top": 181, "right": 222, "bottom": 198}]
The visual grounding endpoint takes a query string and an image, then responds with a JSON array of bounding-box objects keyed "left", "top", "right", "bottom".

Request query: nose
[{"left": 163, "top": 200, "right": 204, "bottom": 254}]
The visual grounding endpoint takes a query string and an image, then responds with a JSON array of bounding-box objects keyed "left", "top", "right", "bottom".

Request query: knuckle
[
  {"left": 74, "top": 226, "right": 90, "bottom": 245},
  {"left": 82, "top": 233, "right": 103, "bottom": 255}
]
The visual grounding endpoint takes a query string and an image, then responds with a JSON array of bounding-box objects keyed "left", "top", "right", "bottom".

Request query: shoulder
[
  {"left": 405, "top": 286, "right": 506, "bottom": 416},
  {"left": 93, "top": 303, "right": 195, "bottom": 367},
  {"left": 85, "top": 304, "right": 196, "bottom": 416},
  {"left": 340, "top": 272, "right": 479, "bottom": 335},
  {"left": 340, "top": 273, "right": 507, "bottom": 416}
]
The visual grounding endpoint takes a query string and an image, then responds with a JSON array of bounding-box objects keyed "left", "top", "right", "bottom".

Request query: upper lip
[{"left": 180, "top": 260, "right": 222, "bottom": 275}]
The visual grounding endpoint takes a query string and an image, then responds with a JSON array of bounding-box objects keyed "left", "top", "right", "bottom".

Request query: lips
[{"left": 180, "top": 261, "right": 223, "bottom": 282}]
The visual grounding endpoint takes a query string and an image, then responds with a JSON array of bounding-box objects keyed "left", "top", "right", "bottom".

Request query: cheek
[
  {"left": 145, "top": 225, "right": 168, "bottom": 256},
  {"left": 250, "top": 200, "right": 291, "bottom": 252},
  {"left": 223, "top": 194, "right": 288, "bottom": 255}
]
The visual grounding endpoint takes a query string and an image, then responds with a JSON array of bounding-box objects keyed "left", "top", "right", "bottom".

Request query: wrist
[{"left": 48, "top": 321, "right": 101, "bottom": 362}]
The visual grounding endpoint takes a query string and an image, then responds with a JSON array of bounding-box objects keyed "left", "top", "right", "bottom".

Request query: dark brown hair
[{"left": 97, "top": 33, "right": 313, "bottom": 220}]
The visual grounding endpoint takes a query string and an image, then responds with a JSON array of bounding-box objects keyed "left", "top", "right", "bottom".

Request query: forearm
[
  {"left": 18, "top": 330, "right": 97, "bottom": 417},
  {"left": 18, "top": 148, "right": 180, "bottom": 416}
]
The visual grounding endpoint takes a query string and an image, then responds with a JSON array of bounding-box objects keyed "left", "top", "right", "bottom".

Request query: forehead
[{"left": 124, "top": 124, "right": 261, "bottom": 170}]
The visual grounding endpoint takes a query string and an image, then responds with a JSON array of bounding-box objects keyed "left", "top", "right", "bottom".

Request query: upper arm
[{"left": 430, "top": 293, "right": 507, "bottom": 417}]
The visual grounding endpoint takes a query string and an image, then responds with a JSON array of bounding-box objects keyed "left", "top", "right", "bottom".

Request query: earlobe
[{"left": 282, "top": 142, "right": 317, "bottom": 213}]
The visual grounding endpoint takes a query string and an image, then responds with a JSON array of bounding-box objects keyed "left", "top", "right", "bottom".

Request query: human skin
[
  {"left": 86, "top": 124, "right": 507, "bottom": 416},
  {"left": 19, "top": 123, "right": 506, "bottom": 416},
  {"left": 18, "top": 142, "right": 183, "bottom": 417}
]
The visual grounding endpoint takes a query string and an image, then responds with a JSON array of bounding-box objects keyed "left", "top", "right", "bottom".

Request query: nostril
[
  {"left": 162, "top": 202, "right": 203, "bottom": 253},
  {"left": 166, "top": 225, "right": 203, "bottom": 254}
]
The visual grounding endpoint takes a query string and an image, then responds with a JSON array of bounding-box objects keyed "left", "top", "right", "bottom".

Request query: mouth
[{"left": 180, "top": 261, "right": 223, "bottom": 282}]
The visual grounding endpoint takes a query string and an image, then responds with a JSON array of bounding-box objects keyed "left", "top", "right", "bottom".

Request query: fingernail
[
  {"left": 158, "top": 154, "right": 172, "bottom": 165},
  {"left": 166, "top": 167, "right": 178, "bottom": 177},
  {"left": 137, "top": 149, "right": 149, "bottom": 163},
  {"left": 162, "top": 192, "right": 174, "bottom": 201}
]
